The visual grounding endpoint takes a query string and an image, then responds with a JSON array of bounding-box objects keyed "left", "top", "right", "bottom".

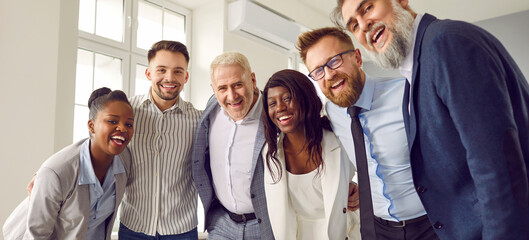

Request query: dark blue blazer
[{"left": 405, "top": 14, "right": 529, "bottom": 239}]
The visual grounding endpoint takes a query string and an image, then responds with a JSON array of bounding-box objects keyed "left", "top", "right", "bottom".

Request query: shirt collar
[
  {"left": 354, "top": 74, "right": 375, "bottom": 111},
  {"left": 399, "top": 13, "right": 423, "bottom": 84},
  {"left": 79, "top": 139, "right": 126, "bottom": 186}
]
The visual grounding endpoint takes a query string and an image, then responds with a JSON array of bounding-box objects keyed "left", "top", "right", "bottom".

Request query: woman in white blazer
[
  {"left": 261, "top": 69, "right": 360, "bottom": 240},
  {"left": 3, "top": 87, "right": 134, "bottom": 240}
]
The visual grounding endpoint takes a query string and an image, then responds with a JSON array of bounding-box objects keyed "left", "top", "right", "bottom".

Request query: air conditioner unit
[{"left": 228, "top": 0, "right": 301, "bottom": 52}]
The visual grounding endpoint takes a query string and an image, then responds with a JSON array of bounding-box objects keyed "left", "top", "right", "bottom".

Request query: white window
[{"left": 74, "top": 0, "right": 191, "bottom": 142}]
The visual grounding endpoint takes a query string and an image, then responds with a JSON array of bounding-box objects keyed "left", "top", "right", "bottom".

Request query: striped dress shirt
[{"left": 120, "top": 91, "right": 202, "bottom": 236}]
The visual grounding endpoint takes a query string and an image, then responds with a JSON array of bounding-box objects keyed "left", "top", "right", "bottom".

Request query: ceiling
[
  {"left": 173, "top": 0, "right": 529, "bottom": 23},
  {"left": 296, "top": 0, "right": 529, "bottom": 23}
]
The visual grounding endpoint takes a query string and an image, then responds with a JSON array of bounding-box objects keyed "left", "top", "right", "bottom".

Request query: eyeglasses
[{"left": 308, "top": 49, "right": 355, "bottom": 81}]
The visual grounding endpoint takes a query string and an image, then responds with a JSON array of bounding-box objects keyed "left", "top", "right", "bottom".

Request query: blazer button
[
  {"left": 434, "top": 221, "right": 443, "bottom": 229},
  {"left": 257, "top": 218, "right": 262, "bottom": 223},
  {"left": 251, "top": 194, "right": 255, "bottom": 198},
  {"left": 343, "top": 208, "right": 347, "bottom": 213},
  {"left": 416, "top": 186, "right": 427, "bottom": 193}
]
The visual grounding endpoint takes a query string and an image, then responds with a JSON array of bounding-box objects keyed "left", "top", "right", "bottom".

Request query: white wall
[
  {"left": 0, "top": 0, "right": 79, "bottom": 235},
  {"left": 188, "top": 0, "right": 333, "bottom": 110},
  {"left": 475, "top": 10, "right": 529, "bottom": 79},
  {"left": 189, "top": 0, "right": 225, "bottom": 110}
]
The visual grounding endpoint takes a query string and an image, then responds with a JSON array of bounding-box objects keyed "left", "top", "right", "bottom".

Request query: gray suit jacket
[
  {"left": 192, "top": 96, "right": 274, "bottom": 239},
  {"left": 21, "top": 139, "right": 131, "bottom": 239}
]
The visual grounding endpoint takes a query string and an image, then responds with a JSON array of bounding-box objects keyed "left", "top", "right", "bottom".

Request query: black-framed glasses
[{"left": 308, "top": 49, "right": 355, "bottom": 81}]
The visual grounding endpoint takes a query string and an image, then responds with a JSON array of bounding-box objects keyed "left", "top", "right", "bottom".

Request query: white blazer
[{"left": 262, "top": 129, "right": 361, "bottom": 240}]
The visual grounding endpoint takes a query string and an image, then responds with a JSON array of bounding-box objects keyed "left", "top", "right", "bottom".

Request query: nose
[
  {"left": 165, "top": 71, "right": 176, "bottom": 81},
  {"left": 324, "top": 65, "right": 337, "bottom": 82},
  {"left": 227, "top": 87, "right": 238, "bottom": 101},
  {"left": 358, "top": 16, "right": 372, "bottom": 32},
  {"left": 116, "top": 122, "right": 128, "bottom": 132},
  {"left": 276, "top": 101, "right": 287, "bottom": 112}
]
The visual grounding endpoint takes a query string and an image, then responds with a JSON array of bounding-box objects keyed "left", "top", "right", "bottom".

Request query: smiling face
[
  {"left": 88, "top": 100, "right": 134, "bottom": 160},
  {"left": 305, "top": 36, "right": 365, "bottom": 107},
  {"left": 266, "top": 86, "right": 302, "bottom": 135},
  {"left": 341, "top": 0, "right": 415, "bottom": 69},
  {"left": 146, "top": 50, "right": 189, "bottom": 109},
  {"left": 211, "top": 64, "right": 257, "bottom": 121}
]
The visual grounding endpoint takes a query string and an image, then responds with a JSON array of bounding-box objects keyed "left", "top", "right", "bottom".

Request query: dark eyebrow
[
  {"left": 346, "top": 0, "right": 369, "bottom": 29},
  {"left": 155, "top": 65, "right": 185, "bottom": 71}
]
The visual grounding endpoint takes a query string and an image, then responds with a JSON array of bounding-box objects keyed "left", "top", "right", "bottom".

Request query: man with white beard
[{"left": 333, "top": 0, "right": 529, "bottom": 239}]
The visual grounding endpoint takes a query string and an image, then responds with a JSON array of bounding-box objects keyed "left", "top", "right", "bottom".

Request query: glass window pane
[
  {"left": 135, "top": 64, "right": 150, "bottom": 95},
  {"left": 79, "top": 0, "right": 96, "bottom": 34},
  {"left": 94, "top": 53, "right": 122, "bottom": 91},
  {"left": 73, "top": 105, "right": 90, "bottom": 143},
  {"left": 137, "top": 0, "right": 162, "bottom": 50},
  {"left": 96, "top": 0, "right": 124, "bottom": 42},
  {"left": 163, "top": 10, "right": 186, "bottom": 44},
  {"left": 76, "top": 49, "right": 94, "bottom": 105}
]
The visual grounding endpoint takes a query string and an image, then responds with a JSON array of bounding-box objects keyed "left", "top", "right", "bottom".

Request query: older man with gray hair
[{"left": 192, "top": 52, "right": 274, "bottom": 240}]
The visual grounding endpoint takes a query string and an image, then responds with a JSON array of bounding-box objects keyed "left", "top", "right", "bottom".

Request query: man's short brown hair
[
  {"left": 147, "top": 40, "right": 190, "bottom": 64},
  {"left": 296, "top": 27, "right": 355, "bottom": 64}
]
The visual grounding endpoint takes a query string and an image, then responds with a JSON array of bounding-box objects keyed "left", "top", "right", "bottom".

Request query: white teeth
[
  {"left": 112, "top": 135, "right": 125, "bottom": 141},
  {"left": 162, "top": 85, "right": 176, "bottom": 88},
  {"left": 279, "top": 115, "right": 292, "bottom": 121},
  {"left": 331, "top": 80, "right": 343, "bottom": 88},
  {"left": 372, "top": 28, "right": 382, "bottom": 42}
]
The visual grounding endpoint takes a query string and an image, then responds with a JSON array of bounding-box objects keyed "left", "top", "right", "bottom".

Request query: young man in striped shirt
[{"left": 119, "top": 40, "right": 202, "bottom": 239}]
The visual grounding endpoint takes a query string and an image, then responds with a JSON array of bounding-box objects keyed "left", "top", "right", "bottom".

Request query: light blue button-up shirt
[
  {"left": 78, "top": 139, "right": 125, "bottom": 239},
  {"left": 326, "top": 75, "right": 426, "bottom": 221}
]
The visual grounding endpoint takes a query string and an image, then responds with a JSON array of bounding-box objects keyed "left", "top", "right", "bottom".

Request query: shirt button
[
  {"left": 251, "top": 194, "right": 255, "bottom": 199},
  {"left": 342, "top": 208, "right": 347, "bottom": 213},
  {"left": 417, "top": 186, "right": 427, "bottom": 193},
  {"left": 434, "top": 221, "right": 443, "bottom": 229}
]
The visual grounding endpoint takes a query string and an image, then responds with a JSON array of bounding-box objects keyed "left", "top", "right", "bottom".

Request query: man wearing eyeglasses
[{"left": 297, "top": 27, "right": 439, "bottom": 239}]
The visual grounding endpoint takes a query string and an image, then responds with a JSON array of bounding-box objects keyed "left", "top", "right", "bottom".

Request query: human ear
[{"left": 88, "top": 120, "right": 95, "bottom": 134}]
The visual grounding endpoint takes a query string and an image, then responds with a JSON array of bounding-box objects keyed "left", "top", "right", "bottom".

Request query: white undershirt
[{"left": 287, "top": 168, "right": 326, "bottom": 240}]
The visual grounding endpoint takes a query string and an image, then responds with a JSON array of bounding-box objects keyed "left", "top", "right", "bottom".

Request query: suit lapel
[
  {"left": 409, "top": 13, "right": 437, "bottom": 150},
  {"left": 78, "top": 184, "right": 91, "bottom": 237},
  {"left": 251, "top": 118, "right": 265, "bottom": 178},
  {"left": 321, "top": 131, "right": 341, "bottom": 224},
  {"left": 115, "top": 172, "right": 126, "bottom": 209}
]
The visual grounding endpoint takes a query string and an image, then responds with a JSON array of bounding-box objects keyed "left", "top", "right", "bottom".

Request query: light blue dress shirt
[
  {"left": 78, "top": 139, "right": 125, "bottom": 239},
  {"left": 326, "top": 75, "right": 426, "bottom": 221}
]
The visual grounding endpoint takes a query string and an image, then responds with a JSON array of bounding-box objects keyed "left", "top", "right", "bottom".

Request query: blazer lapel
[
  {"left": 251, "top": 119, "right": 265, "bottom": 177},
  {"left": 320, "top": 131, "right": 341, "bottom": 225},
  {"left": 263, "top": 134, "right": 296, "bottom": 239},
  {"left": 115, "top": 172, "right": 126, "bottom": 208},
  {"left": 409, "top": 13, "right": 437, "bottom": 150},
  {"left": 78, "top": 184, "right": 91, "bottom": 237}
]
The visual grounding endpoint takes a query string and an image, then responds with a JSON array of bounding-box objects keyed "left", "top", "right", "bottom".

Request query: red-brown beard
[{"left": 322, "top": 71, "right": 364, "bottom": 107}]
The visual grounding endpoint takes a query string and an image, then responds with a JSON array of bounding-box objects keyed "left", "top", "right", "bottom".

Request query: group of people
[{"left": 4, "top": 0, "right": 529, "bottom": 239}]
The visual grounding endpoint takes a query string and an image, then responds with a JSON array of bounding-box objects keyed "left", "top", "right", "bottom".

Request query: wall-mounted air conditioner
[{"left": 227, "top": 0, "right": 301, "bottom": 52}]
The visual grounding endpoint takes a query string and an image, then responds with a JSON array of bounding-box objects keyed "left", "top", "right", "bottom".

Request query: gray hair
[
  {"left": 331, "top": 0, "right": 347, "bottom": 29},
  {"left": 210, "top": 52, "right": 252, "bottom": 80}
]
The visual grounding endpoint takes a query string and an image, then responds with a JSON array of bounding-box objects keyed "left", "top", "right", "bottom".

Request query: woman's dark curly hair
[{"left": 262, "top": 69, "right": 331, "bottom": 183}]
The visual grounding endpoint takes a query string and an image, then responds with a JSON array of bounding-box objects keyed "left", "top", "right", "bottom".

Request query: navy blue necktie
[{"left": 348, "top": 106, "right": 376, "bottom": 239}]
